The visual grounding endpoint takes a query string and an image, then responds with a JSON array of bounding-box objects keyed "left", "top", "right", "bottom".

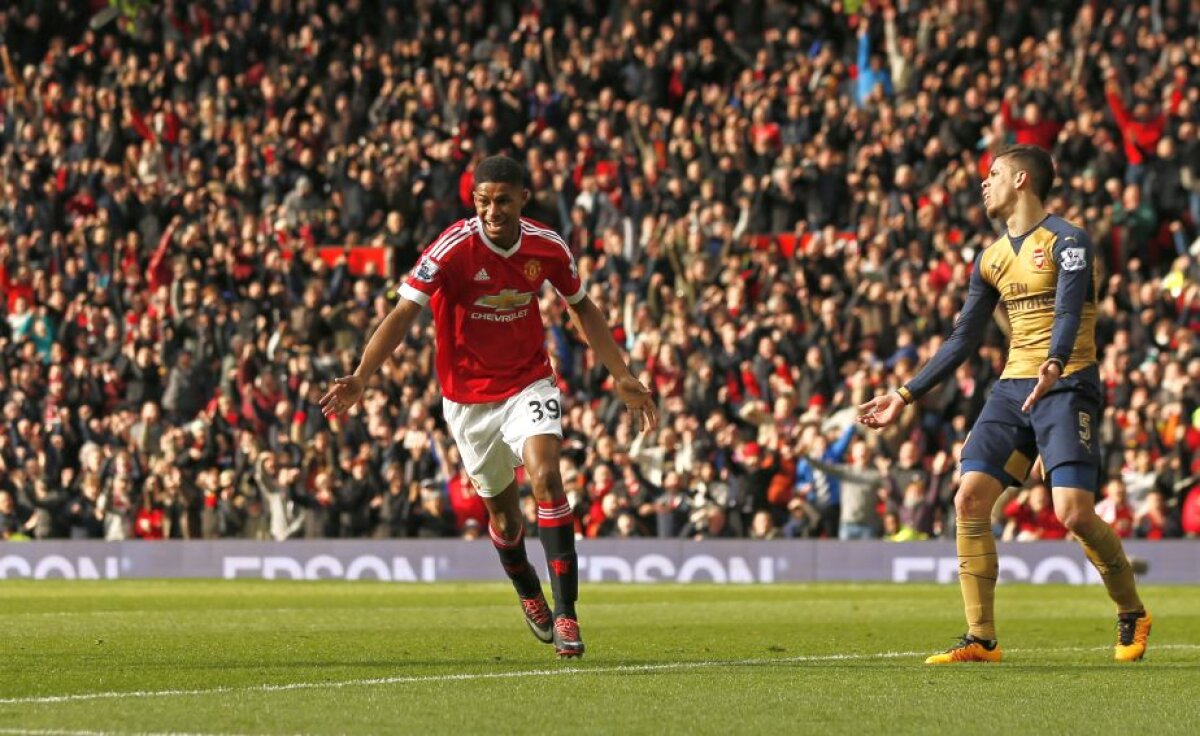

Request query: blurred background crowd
[{"left": 0, "top": 0, "right": 1198, "bottom": 543}]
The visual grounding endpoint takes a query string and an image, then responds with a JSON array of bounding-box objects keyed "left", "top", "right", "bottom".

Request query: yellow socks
[
  {"left": 957, "top": 517, "right": 999, "bottom": 641},
  {"left": 1075, "top": 518, "right": 1144, "bottom": 614}
]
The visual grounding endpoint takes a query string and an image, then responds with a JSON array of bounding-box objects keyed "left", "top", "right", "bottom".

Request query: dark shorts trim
[{"left": 1046, "top": 461, "right": 1099, "bottom": 493}]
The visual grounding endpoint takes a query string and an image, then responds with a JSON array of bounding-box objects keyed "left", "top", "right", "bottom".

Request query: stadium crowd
[{"left": 0, "top": 0, "right": 1198, "bottom": 543}]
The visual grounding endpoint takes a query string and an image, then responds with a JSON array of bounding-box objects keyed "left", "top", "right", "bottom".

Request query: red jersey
[{"left": 400, "top": 216, "right": 584, "bottom": 403}]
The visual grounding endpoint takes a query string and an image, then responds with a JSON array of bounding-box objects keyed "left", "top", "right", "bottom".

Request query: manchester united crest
[{"left": 523, "top": 259, "right": 542, "bottom": 281}]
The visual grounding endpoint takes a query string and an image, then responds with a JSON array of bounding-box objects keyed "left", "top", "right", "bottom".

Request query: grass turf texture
[{"left": 1, "top": 581, "right": 1198, "bottom": 735}]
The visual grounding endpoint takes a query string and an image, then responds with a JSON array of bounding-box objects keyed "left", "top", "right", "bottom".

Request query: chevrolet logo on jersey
[{"left": 474, "top": 289, "right": 533, "bottom": 311}]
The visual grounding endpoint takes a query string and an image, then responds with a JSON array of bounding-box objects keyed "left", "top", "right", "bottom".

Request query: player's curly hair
[
  {"left": 995, "top": 144, "right": 1055, "bottom": 201},
  {"left": 473, "top": 155, "right": 527, "bottom": 187}
]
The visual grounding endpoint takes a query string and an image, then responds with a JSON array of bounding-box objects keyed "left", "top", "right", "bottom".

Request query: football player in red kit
[{"left": 321, "top": 155, "right": 657, "bottom": 658}]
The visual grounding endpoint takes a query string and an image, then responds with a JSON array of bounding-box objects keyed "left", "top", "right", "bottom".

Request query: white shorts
[{"left": 442, "top": 377, "right": 563, "bottom": 497}]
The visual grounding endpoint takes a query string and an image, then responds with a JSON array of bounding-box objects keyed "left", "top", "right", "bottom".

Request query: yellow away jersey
[{"left": 977, "top": 215, "right": 1099, "bottom": 378}]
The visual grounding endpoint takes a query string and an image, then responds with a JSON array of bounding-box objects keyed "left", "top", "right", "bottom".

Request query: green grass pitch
[{"left": 1, "top": 581, "right": 1198, "bottom": 735}]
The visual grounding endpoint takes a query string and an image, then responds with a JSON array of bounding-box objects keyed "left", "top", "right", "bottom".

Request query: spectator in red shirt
[
  {"left": 583, "top": 465, "right": 616, "bottom": 538},
  {"left": 1095, "top": 479, "right": 1135, "bottom": 538},
  {"left": 446, "top": 449, "right": 488, "bottom": 534},
  {"left": 1104, "top": 69, "right": 1172, "bottom": 185},
  {"left": 1180, "top": 486, "right": 1200, "bottom": 538},
  {"left": 134, "top": 476, "right": 166, "bottom": 541},
  {"left": 587, "top": 493, "right": 622, "bottom": 539},
  {"left": 1134, "top": 492, "right": 1179, "bottom": 540},
  {"left": 1003, "top": 484, "right": 1068, "bottom": 541},
  {"left": 999, "top": 87, "right": 1062, "bottom": 152}
]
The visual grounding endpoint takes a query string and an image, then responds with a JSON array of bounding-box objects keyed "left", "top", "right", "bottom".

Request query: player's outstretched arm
[
  {"left": 320, "top": 298, "right": 423, "bottom": 417},
  {"left": 566, "top": 295, "right": 658, "bottom": 433},
  {"left": 858, "top": 256, "right": 1000, "bottom": 430}
]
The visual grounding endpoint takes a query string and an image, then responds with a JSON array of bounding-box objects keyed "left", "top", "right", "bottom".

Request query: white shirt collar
[{"left": 475, "top": 217, "right": 522, "bottom": 258}]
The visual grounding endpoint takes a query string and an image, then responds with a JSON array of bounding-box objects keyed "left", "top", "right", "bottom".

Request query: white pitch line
[
  {"left": 0, "top": 644, "right": 1196, "bottom": 708},
  {"left": 0, "top": 731, "right": 254, "bottom": 736},
  {"left": 0, "top": 731, "right": 112, "bottom": 736}
]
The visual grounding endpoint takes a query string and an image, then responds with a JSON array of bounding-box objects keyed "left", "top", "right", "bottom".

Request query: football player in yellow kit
[{"left": 859, "top": 145, "right": 1151, "bottom": 664}]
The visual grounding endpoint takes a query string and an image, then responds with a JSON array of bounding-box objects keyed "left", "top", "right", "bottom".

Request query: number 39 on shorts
[{"left": 527, "top": 397, "right": 561, "bottom": 424}]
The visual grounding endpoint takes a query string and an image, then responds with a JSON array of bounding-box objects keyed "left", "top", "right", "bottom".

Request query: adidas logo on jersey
[{"left": 474, "top": 268, "right": 491, "bottom": 281}]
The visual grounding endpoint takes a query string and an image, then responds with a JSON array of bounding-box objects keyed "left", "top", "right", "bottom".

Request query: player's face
[
  {"left": 472, "top": 181, "right": 528, "bottom": 247},
  {"left": 981, "top": 157, "right": 1020, "bottom": 219}
]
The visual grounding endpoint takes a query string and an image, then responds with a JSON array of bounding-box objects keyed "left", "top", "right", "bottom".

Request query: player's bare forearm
[
  {"left": 568, "top": 295, "right": 658, "bottom": 432},
  {"left": 567, "top": 296, "right": 635, "bottom": 381},
  {"left": 352, "top": 298, "right": 422, "bottom": 380}
]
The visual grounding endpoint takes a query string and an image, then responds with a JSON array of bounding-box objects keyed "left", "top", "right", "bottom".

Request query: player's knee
[
  {"left": 1058, "top": 511, "right": 1082, "bottom": 534},
  {"left": 954, "top": 472, "right": 1004, "bottom": 519},
  {"left": 527, "top": 465, "right": 564, "bottom": 501},
  {"left": 953, "top": 492, "right": 971, "bottom": 519},
  {"left": 954, "top": 487, "right": 988, "bottom": 519},
  {"left": 488, "top": 509, "right": 522, "bottom": 539},
  {"left": 1056, "top": 504, "right": 1094, "bottom": 534}
]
